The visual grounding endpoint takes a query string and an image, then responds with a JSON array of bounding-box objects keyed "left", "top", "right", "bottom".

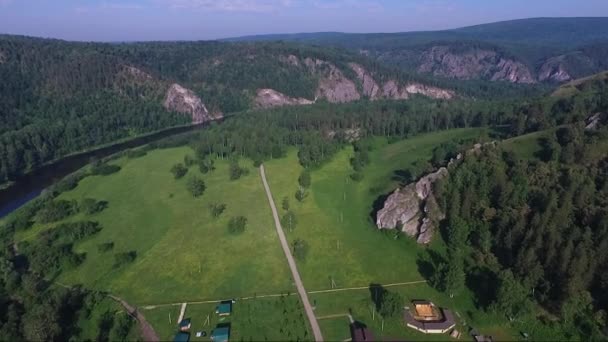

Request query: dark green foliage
[
  {"left": 281, "top": 197, "right": 290, "bottom": 211},
  {"left": 281, "top": 211, "right": 297, "bottom": 232},
  {"left": 53, "top": 175, "right": 82, "bottom": 193},
  {"left": 22, "top": 221, "right": 102, "bottom": 274},
  {"left": 126, "top": 149, "right": 147, "bottom": 159},
  {"left": 37, "top": 200, "right": 78, "bottom": 223},
  {"left": 295, "top": 189, "right": 307, "bottom": 202},
  {"left": 292, "top": 239, "right": 309, "bottom": 262},
  {"left": 298, "top": 171, "right": 311, "bottom": 189},
  {"left": 186, "top": 176, "right": 206, "bottom": 197},
  {"left": 109, "top": 313, "right": 134, "bottom": 341},
  {"left": 170, "top": 163, "right": 188, "bottom": 179},
  {"left": 430, "top": 141, "right": 459, "bottom": 167},
  {"left": 229, "top": 159, "right": 248, "bottom": 180},
  {"left": 228, "top": 216, "right": 247, "bottom": 235},
  {"left": 113, "top": 251, "right": 137, "bottom": 268},
  {"left": 438, "top": 125, "right": 608, "bottom": 338},
  {"left": 198, "top": 158, "right": 215, "bottom": 174},
  {"left": 209, "top": 203, "right": 227, "bottom": 218},
  {"left": 90, "top": 163, "right": 121, "bottom": 176},
  {"left": 183, "top": 154, "right": 196, "bottom": 167},
  {"left": 79, "top": 198, "right": 107, "bottom": 215},
  {"left": 97, "top": 242, "right": 115, "bottom": 253},
  {"left": 350, "top": 172, "right": 364, "bottom": 182},
  {"left": 379, "top": 291, "right": 403, "bottom": 318}
]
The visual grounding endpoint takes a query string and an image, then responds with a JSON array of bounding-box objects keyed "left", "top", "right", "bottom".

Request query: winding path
[{"left": 260, "top": 165, "right": 324, "bottom": 342}]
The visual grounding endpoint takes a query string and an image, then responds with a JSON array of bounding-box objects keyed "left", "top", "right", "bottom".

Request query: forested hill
[
  {"left": 228, "top": 17, "right": 608, "bottom": 84},
  {"left": 0, "top": 35, "right": 460, "bottom": 183}
]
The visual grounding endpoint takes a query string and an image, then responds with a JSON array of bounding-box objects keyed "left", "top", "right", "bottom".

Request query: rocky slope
[
  {"left": 376, "top": 167, "right": 449, "bottom": 244},
  {"left": 417, "top": 46, "right": 535, "bottom": 84},
  {"left": 254, "top": 88, "right": 314, "bottom": 108},
  {"left": 163, "top": 83, "right": 222, "bottom": 124}
]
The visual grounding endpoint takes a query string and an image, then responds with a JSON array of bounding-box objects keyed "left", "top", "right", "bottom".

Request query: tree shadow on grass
[
  {"left": 392, "top": 169, "right": 414, "bottom": 186},
  {"left": 369, "top": 191, "right": 393, "bottom": 224},
  {"left": 369, "top": 283, "right": 387, "bottom": 312},
  {"left": 416, "top": 249, "right": 446, "bottom": 286},
  {"left": 466, "top": 266, "right": 498, "bottom": 310}
]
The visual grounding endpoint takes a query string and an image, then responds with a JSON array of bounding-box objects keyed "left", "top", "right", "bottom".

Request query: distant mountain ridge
[{"left": 226, "top": 17, "right": 608, "bottom": 84}]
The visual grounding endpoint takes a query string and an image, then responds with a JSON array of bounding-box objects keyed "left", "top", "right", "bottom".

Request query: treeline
[{"left": 435, "top": 124, "right": 608, "bottom": 339}]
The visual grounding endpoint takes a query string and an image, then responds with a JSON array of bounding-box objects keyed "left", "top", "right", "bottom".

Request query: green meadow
[{"left": 17, "top": 147, "right": 293, "bottom": 305}]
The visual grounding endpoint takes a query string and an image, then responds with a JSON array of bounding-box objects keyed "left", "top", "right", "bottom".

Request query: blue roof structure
[
  {"left": 211, "top": 326, "right": 230, "bottom": 342},
  {"left": 173, "top": 332, "right": 190, "bottom": 342}
]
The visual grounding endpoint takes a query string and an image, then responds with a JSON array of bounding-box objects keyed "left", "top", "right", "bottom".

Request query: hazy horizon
[{"left": 1, "top": 0, "right": 608, "bottom": 42}]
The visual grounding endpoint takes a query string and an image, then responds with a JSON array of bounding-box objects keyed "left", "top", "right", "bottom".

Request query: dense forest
[{"left": 0, "top": 35, "right": 552, "bottom": 184}]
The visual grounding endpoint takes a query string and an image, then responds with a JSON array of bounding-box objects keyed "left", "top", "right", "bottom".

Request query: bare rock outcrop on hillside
[
  {"left": 586, "top": 112, "right": 607, "bottom": 130},
  {"left": 382, "top": 80, "right": 410, "bottom": 100},
  {"left": 418, "top": 46, "right": 535, "bottom": 84},
  {"left": 255, "top": 88, "right": 314, "bottom": 109},
  {"left": 0, "top": 50, "right": 6, "bottom": 64},
  {"left": 404, "top": 83, "right": 455, "bottom": 100},
  {"left": 538, "top": 56, "right": 573, "bottom": 83},
  {"left": 163, "top": 83, "right": 222, "bottom": 124},
  {"left": 306, "top": 58, "right": 360, "bottom": 103},
  {"left": 123, "top": 65, "right": 152, "bottom": 82},
  {"left": 349, "top": 63, "right": 380, "bottom": 99},
  {"left": 376, "top": 167, "right": 448, "bottom": 244}
]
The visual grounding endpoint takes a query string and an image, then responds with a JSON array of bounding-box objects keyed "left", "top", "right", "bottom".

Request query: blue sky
[{"left": 1, "top": 0, "right": 607, "bottom": 41}]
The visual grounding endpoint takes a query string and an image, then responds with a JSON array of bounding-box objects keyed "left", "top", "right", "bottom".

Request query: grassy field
[
  {"left": 145, "top": 296, "right": 311, "bottom": 341},
  {"left": 17, "top": 147, "right": 293, "bottom": 305},
  {"left": 263, "top": 128, "right": 489, "bottom": 291}
]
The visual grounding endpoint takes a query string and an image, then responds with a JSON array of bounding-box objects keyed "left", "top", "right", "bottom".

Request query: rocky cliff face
[
  {"left": 418, "top": 46, "right": 535, "bottom": 84},
  {"left": 376, "top": 167, "right": 448, "bottom": 244},
  {"left": 304, "top": 58, "right": 361, "bottom": 103},
  {"left": 254, "top": 88, "right": 314, "bottom": 109},
  {"left": 163, "top": 83, "right": 222, "bottom": 124},
  {"left": 349, "top": 63, "right": 380, "bottom": 99},
  {"left": 538, "top": 56, "right": 573, "bottom": 82}
]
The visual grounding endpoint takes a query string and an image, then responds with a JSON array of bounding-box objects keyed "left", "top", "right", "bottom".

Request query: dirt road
[{"left": 260, "top": 165, "right": 324, "bottom": 342}]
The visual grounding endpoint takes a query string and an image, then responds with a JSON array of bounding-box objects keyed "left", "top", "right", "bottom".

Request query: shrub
[
  {"left": 170, "top": 163, "right": 188, "bottom": 179},
  {"left": 198, "top": 158, "right": 215, "bottom": 174},
  {"left": 126, "top": 149, "right": 147, "bottom": 159},
  {"left": 298, "top": 171, "right": 311, "bottom": 188},
  {"left": 113, "top": 251, "right": 137, "bottom": 268},
  {"left": 228, "top": 216, "right": 247, "bottom": 235},
  {"left": 184, "top": 154, "right": 196, "bottom": 167},
  {"left": 186, "top": 176, "right": 206, "bottom": 197},
  {"left": 350, "top": 172, "right": 364, "bottom": 182},
  {"left": 80, "top": 198, "right": 107, "bottom": 215},
  {"left": 37, "top": 200, "right": 77, "bottom": 223},
  {"left": 97, "top": 242, "right": 114, "bottom": 253},
  {"left": 282, "top": 197, "right": 290, "bottom": 211},
  {"left": 295, "top": 189, "right": 307, "bottom": 202},
  {"left": 379, "top": 291, "right": 403, "bottom": 318},
  {"left": 292, "top": 239, "right": 309, "bottom": 261},
  {"left": 209, "top": 203, "right": 227, "bottom": 218},
  {"left": 229, "top": 159, "right": 248, "bottom": 180},
  {"left": 91, "top": 164, "right": 121, "bottom": 176},
  {"left": 281, "top": 211, "right": 297, "bottom": 232}
]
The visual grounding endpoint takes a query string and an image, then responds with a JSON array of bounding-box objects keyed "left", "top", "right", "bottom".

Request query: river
[{"left": 0, "top": 123, "right": 210, "bottom": 218}]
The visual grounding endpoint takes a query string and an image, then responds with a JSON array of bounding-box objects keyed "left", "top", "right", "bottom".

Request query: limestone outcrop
[
  {"left": 254, "top": 88, "right": 314, "bottom": 109},
  {"left": 163, "top": 83, "right": 222, "bottom": 124},
  {"left": 376, "top": 167, "right": 448, "bottom": 244}
]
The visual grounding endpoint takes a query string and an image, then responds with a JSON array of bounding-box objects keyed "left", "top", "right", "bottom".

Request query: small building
[
  {"left": 211, "top": 325, "right": 230, "bottom": 342},
  {"left": 216, "top": 301, "right": 233, "bottom": 316},
  {"left": 404, "top": 300, "right": 456, "bottom": 334},
  {"left": 173, "top": 332, "right": 190, "bottom": 342},
  {"left": 350, "top": 321, "right": 374, "bottom": 342},
  {"left": 179, "top": 318, "right": 192, "bottom": 332}
]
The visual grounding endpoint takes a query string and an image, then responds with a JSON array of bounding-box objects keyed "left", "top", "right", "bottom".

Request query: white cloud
[{"left": 161, "top": 0, "right": 296, "bottom": 12}]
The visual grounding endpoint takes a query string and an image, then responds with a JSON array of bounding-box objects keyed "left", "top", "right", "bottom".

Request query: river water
[{"left": 0, "top": 123, "right": 208, "bottom": 218}]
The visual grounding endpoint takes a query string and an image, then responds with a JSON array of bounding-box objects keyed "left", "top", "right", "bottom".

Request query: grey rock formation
[
  {"left": 381, "top": 80, "right": 409, "bottom": 100},
  {"left": 376, "top": 167, "right": 449, "bottom": 244},
  {"left": 254, "top": 88, "right": 314, "bottom": 109},
  {"left": 538, "top": 56, "right": 572, "bottom": 82},
  {"left": 123, "top": 65, "right": 152, "bottom": 81},
  {"left": 163, "top": 83, "right": 222, "bottom": 124},
  {"left": 405, "top": 83, "right": 455, "bottom": 100},
  {"left": 0, "top": 50, "right": 6, "bottom": 64},
  {"left": 349, "top": 63, "right": 380, "bottom": 99},
  {"left": 586, "top": 112, "right": 607, "bottom": 130},
  {"left": 418, "top": 46, "right": 535, "bottom": 84}
]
